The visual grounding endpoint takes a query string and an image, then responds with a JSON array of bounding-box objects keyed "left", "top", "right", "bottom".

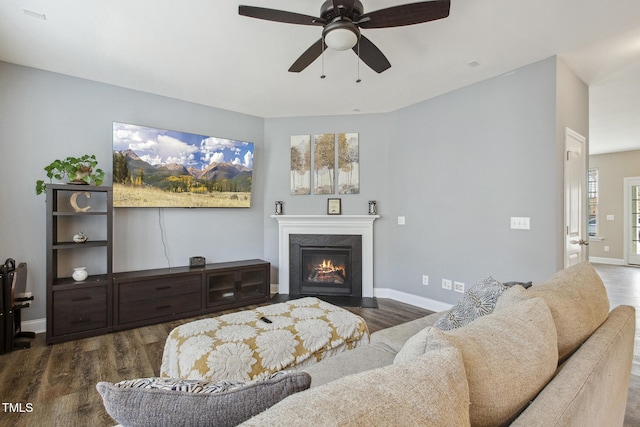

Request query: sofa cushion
[
  {"left": 301, "top": 342, "right": 398, "bottom": 387},
  {"left": 96, "top": 370, "right": 311, "bottom": 427},
  {"left": 241, "top": 346, "right": 471, "bottom": 427},
  {"left": 396, "top": 296, "right": 558, "bottom": 427},
  {"left": 434, "top": 276, "right": 507, "bottom": 330},
  {"left": 514, "top": 262, "right": 610, "bottom": 360},
  {"left": 370, "top": 311, "right": 442, "bottom": 352}
]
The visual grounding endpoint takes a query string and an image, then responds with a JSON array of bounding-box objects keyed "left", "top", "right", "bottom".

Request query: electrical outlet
[
  {"left": 422, "top": 275, "right": 429, "bottom": 286},
  {"left": 442, "top": 279, "right": 452, "bottom": 290},
  {"left": 398, "top": 216, "right": 406, "bottom": 225},
  {"left": 454, "top": 281, "right": 465, "bottom": 293}
]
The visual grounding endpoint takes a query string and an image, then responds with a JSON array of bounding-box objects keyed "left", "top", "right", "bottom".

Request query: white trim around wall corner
[
  {"left": 374, "top": 288, "right": 452, "bottom": 313},
  {"left": 589, "top": 257, "right": 626, "bottom": 266}
]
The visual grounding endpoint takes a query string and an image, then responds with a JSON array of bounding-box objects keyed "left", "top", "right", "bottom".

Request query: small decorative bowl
[{"left": 73, "top": 232, "right": 88, "bottom": 243}]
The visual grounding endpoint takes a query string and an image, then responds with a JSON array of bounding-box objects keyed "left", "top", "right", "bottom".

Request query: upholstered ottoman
[{"left": 160, "top": 297, "right": 370, "bottom": 382}]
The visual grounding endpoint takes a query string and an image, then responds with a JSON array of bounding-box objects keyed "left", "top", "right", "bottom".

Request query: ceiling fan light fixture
[{"left": 324, "top": 22, "right": 359, "bottom": 51}]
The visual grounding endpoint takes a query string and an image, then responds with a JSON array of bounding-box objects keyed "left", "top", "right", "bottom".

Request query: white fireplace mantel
[{"left": 271, "top": 215, "right": 379, "bottom": 297}]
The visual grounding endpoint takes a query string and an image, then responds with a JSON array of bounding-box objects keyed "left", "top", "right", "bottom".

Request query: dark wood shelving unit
[{"left": 46, "top": 184, "right": 113, "bottom": 344}]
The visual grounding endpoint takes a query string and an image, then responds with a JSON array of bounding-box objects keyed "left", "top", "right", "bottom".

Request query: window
[{"left": 588, "top": 168, "right": 598, "bottom": 237}]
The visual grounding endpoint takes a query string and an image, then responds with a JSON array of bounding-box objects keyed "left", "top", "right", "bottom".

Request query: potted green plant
[{"left": 36, "top": 154, "right": 105, "bottom": 195}]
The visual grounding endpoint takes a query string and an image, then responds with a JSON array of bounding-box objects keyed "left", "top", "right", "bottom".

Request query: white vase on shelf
[{"left": 72, "top": 267, "right": 88, "bottom": 282}]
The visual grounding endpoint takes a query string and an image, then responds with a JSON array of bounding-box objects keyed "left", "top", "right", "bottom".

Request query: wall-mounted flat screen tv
[{"left": 113, "top": 122, "right": 254, "bottom": 208}]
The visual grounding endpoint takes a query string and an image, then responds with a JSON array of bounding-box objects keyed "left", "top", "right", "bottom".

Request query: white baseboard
[
  {"left": 22, "top": 318, "right": 46, "bottom": 334},
  {"left": 589, "top": 257, "right": 626, "bottom": 265},
  {"left": 374, "top": 288, "right": 452, "bottom": 313}
]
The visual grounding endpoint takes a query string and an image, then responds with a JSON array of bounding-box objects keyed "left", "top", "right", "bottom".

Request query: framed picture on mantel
[{"left": 327, "top": 198, "right": 341, "bottom": 215}]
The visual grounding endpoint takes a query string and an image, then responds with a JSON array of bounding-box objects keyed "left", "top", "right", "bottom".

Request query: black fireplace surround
[{"left": 289, "top": 234, "right": 362, "bottom": 297}]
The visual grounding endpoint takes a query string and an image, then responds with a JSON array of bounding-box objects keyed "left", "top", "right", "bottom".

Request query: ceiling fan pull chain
[
  {"left": 356, "top": 39, "right": 362, "bottom": 83},
  {"left": 321, "top": 34, "right": 326, "bottom": 79}
]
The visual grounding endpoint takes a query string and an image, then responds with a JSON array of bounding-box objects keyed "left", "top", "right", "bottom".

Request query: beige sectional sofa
[{"left": 242, "top": 262, "right": 636, "bottom": 426}]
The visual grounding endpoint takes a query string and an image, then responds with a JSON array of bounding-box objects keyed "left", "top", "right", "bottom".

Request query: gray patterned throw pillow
[
  {"left": 434, "top": 276, "right": 508, "bottom": 330},
  {"left": 96, "top": 370, "right": 311, "bottom": 427}
]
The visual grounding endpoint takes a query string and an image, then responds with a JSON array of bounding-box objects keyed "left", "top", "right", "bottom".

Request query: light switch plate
[{"left": 510, "top": 216, "right": 530, "bottom": 230}]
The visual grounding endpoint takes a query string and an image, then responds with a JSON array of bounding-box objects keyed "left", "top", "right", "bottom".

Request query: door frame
[
  {"left": 564, "top": 127, "right": 588, "bottom": 268},
  {"left": 623, "top": 177, "right": 640, "bottom": 265}
]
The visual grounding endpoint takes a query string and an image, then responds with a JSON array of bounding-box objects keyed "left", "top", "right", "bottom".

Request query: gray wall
[
  {"left": 589, "top": 150, "right": 640, "bottom": 261},
  {"left": 385, "top": 57, "right": 563, "bottom": 304},
  {"left": 262, "top": 114, "right": 392, "bottom": 287},
  {"left": 263, "top": 57, "right": 588, "bottom": 306},
  {"left": 0, "top": 62, "right": 265, "bottom": 321},
  {"left": 1, "top": 54, "right": 587, "bottom": 322}
]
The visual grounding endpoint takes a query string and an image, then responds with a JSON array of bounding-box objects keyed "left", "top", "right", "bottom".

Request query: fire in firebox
[{"left": 308, "top": 258, "right": 346, "bottom": 284}]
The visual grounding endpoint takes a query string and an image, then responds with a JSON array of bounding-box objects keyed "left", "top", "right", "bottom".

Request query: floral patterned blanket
[{"left": 160, "top": 297, "right": 370, "bottom": 381}]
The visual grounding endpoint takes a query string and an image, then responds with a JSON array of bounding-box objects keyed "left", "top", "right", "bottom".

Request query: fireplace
[
  {"left": 290, "top": 234, "right": 362, "bottom": 297},
  {"left": 272, "top": 215, "right": 378, "bottom": 298}
]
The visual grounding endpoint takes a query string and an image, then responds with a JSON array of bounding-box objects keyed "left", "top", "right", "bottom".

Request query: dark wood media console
[
  {"left": 112, "top": 259, "right": 270, "bottom": 331},
  {"left": 48, "top": 259, "right": 269, "bottom": 344}
]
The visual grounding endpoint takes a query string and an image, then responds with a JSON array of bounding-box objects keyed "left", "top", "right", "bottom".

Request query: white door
[
  {"left": 624, "top": 177, "right": 640, "bottom": 265},
  {"left": 564, "top": 128, "right": 588, "bottom": 267}
]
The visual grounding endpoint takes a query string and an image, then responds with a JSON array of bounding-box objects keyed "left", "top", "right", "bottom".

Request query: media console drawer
[
  {"left": 118, "top": 275, "right": 201, "bottom": 302},
  {"left": 116, "top": 275, "right": 202, "bottom": 325},
  {"left": 118, "top": 291, "right": 201, "bottom": 324},
  {"left": 52, "top": 286, "right": 108, "bottom": 336}
]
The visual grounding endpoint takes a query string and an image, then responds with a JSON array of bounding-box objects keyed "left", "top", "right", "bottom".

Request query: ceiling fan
[{"left": 239, "top": 0, "right": 451, "bottom": 74}]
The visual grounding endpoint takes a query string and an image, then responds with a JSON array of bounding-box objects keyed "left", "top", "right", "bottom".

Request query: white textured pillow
[
  {"left": 395, "top": 296, "right": 558, "bottom": 427},
  {"left": 241, "top": 346, "right": 471, "bottom": 427}
]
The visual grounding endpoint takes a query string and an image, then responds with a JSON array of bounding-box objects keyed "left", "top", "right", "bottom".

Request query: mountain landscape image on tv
[{"left": 113, "top": 122, "right": 254, "bottom": 208}]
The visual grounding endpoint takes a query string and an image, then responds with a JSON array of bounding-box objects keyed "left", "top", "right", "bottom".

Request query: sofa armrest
[
  {"left": 370, "top": 311, "right": 444, "bottom": 352},
  {"left": 511, "top": 305, "right": 635, "bottom": 426}
]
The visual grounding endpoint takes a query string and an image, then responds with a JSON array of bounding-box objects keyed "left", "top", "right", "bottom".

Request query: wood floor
[
  {"left": 1, "top": 264, "right": 638, "bottom": 426},
  {"left": 0, "top": 298, "right": 432, "bottom": 426}
]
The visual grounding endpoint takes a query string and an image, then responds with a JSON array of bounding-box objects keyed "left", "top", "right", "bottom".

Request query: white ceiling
[{"left": 1, "top": 0, "right": 640, "bottom": 154}]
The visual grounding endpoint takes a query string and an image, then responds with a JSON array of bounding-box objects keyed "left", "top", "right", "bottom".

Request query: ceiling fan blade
[
  {"left": 239, "top": 6, "right": 324, "bottom": 26},
  {"left": 289, "top": 39, "right": 326, "bottom": 72},
  {"left": 358, "top": 0, "right": 450, "bottom": 29},
  {"left": 353, "top": 34, "right": 391, "bottom": 73}
]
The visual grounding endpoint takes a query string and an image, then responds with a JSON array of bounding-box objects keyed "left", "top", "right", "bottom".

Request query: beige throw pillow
[
  {"left": 526, "top": 262, "right": 610, "bottom": 360},
  {"left": 396, "top": 296, "right": 558, "bottom": 427},
  {"left": 241, "top": 346, "right": 471, "bottom": 427}
]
